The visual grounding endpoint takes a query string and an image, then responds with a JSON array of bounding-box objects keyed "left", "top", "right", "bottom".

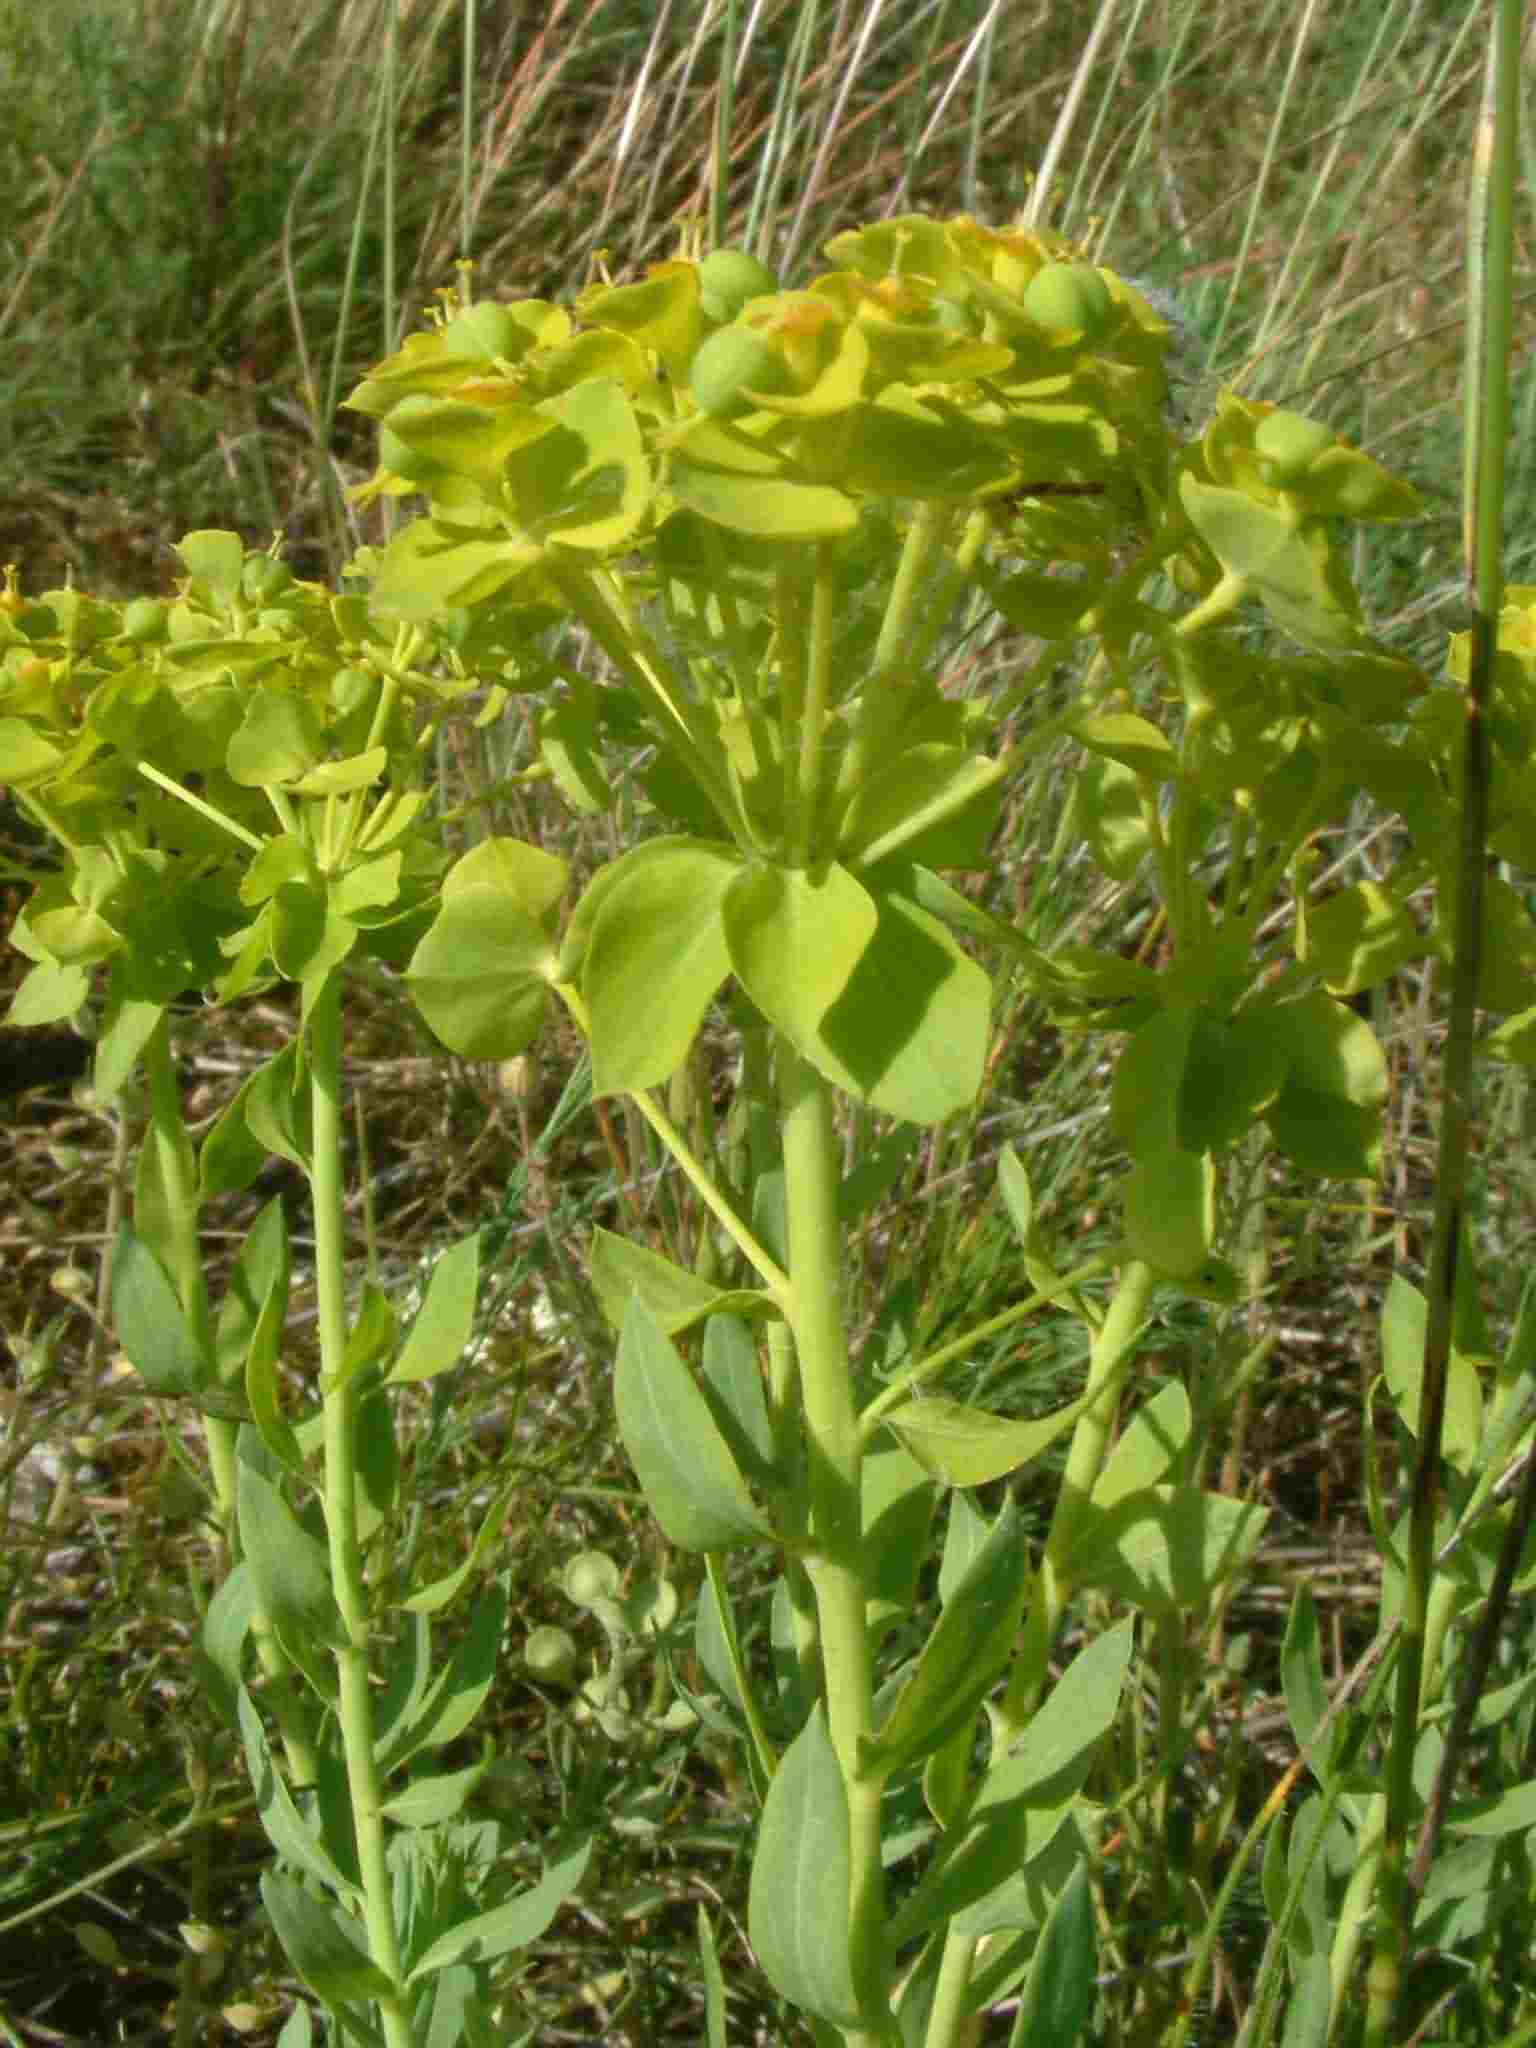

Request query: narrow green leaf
[
  {"left": 1011, "top": 1860, "right": 1096, "bottom": 2048},
  {"left": 400, "top": 1477, "right": 519, "bottom": 1616},
  {"left": 380, "top": 1759, "right": 488, "bottom": 1829},
  {"left": 260, "top": 1871, "right": 393, "bottom": 2004},
  {"left": 701, "top": 1313, "right": 778, "bottom": 1490},
  {"left": 698, "top": 1906, "right": 729, "bottom": 2048},
  {"left": 615, "top": 1295, "right": 772, "bottom": 1550},
  {"left": 1091, "top": 1383, "right": 1191, "bottom": 1509},
  {"left": 239, "top": 1690, "right": 358, "bottom": 1903},
  {"left": 322, "top": 1284, "right": 397, "bottom": 1399},
  {"left": 980, "top": 1623, "right": 1135, "bottom": 1812},
  {"left": 243, "top": 1041, "right": 312, "bottom": 1173},
  {"left": 407, "top": 1837, "right": 592, "bottom": 1982},
  {"left": 354, "top": 1392, "right": 399, "bottom": 1547},
  {"left": 216, "top": 1198, "right": 288, "bottom": 1381},
  {"left": 197, "top": 1563, "right": 256, "bottom": 1728},
  {"left": 92, "top": 996, "right": 161, "bottom": 1102},
  {"left": 748, "top": 1705, "right": 868, "bottom": 2028},
  {"left": 1065, "top": 1487, "right": 1269, "bottom": 1617},
  {"left": 1447, "top": 1778, "right": 1536, "bottom": 1837},
  {"left": 588, "top": 1226, "right": 770, "bottom": 1335},
  {"left": 111, "top": 1224, "right": 216, "bottom": 1404},
  {"left": 238, "top": 1465, "right": 346, "bottom": 1654},
  {"left": 864, "top": 1497, "right": 1030, "bottom": 1776},
  {"left": 387, "top": 1233, "right": 480, "bottom": 1384},
  {"left": 380, "top": 1580, "right": 506, "bottom": 1771},
  {"left": 862, "top": 1442, "right": 937, "bottom": 1639},
  {"left": 1380, "top": 1272, "right": 1484, "bottom": 1473},
  {"left": 885, "top": 1390, "right": 1093, "bottom": 1487},
  {"left": 1282, "top": 1583, "right": 1330, "bottom": 1774},
  {"left": 245, "top": 1262, "right": 305, "bottom": 1478}
]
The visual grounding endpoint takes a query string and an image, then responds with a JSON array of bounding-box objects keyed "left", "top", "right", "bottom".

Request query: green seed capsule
[
  {"left": 689, "top": 325, "right": 793, "bottom": 418},
  {"left": 698, "top": 247, "right": 778, "bottom": 323},
  {"left": 121, "top": 598, "right": 169, "bottom": 643},
  {"left": 242, "top": 556, "right": 293, "bottom": 604},
  {"left": 563, "top": 1550, "right": 622, "bottom": 1607},
  {"left": 1253, "top": 409, "right": 1336, "bottom": 486},
  {"left": 524, "top": 1626, "right": 579, "bottom": 1686},
  {"left": 1022, "top": 262, "right": 1114, "bottom": 340}
]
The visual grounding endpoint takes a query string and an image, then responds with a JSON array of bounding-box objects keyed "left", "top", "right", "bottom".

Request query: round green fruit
[
  {"left": 440, "top": 301, "right": 525, "bottom": 360},
  {"left": 121, "top": 598, "right": 169, "bottom": 643},
  {"left": 1023, "top": 262, "right": 1114, "bottom": 339},
  {"left": 689, "top": 324, "right": 793, "bottom": 417},
  {"left": 242, "top": 556, "right": 293, "bottom": 604},
  {"left": 524, "top": 1626, "right": 579, "bottom": 1686},
  {"left": 1253, "top": 409, "right": 1336, "bottom": 486},
  {"left": 563, "top": 1550, "right": 622, "bottom": 1607},
  {"left": 699, "top": 247, "right": 778, "bottom": 323}
]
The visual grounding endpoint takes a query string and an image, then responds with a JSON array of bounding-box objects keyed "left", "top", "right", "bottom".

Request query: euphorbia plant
[
  {"left": 346, "top": 213, "right": 1444, "bottom": 2040},
  {"left": 0, "top": 536, "right": 591, "bottom": 2043}
]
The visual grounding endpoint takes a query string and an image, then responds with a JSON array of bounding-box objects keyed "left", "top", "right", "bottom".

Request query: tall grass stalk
[{"left": 1365, "top": 5, "right": 1520, "bottom": 2038}]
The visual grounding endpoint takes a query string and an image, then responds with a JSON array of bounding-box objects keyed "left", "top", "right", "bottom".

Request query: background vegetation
[{"left": 1, "top": 0, "right": 1532, "bottom": 2041}]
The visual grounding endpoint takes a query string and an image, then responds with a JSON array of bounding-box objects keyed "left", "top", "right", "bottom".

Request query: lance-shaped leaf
[
  {"left": 863, "top": 1495, "right": 1030, "bottom": 1776},
  {"left": 885, "top": 1389, "right": 1095, "bottom": 1487},
  {"left": 112, "top": 1224, "right": 225, "bottom": 1408},
  {"left": 239, "top": 1689, "right": 358, "bottom": 1903},
  {"left": 1064, "top": 1487, "right": 1268, "bottom": 1617},
  {"left": 615, "top": 1294, "right": 772, "bottom": 1550},
  {"left": 588, "top": 1228, "right": 773, "bottom": 1336},
  {"left": 238, "top": 1465, "right": 347, "bottom": 1654},
  {"left": 387, "top": 1232, "right": 480, "bottom": 1384},
  {"left": 260, "top": 1873, "right": 394, "bottom": 2006},
  {"left": 748, "top": 1705, "right": 869, "bottom": 2029},
  {"left": 1091, "top": 1382, "right": 1191, "bottom": 1508},
  {"left": 1011, "top": 1859, "right": 1097, "bottom": 2048},
  {"left": 407, "top": 1837, "right": 593, "bottom": 1981}
]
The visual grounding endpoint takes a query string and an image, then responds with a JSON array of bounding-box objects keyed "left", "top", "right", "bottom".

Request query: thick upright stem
[
  {"left": 144, "top": 1018, "right": 316, "bottom": 1786},
  {"left": 309, "top": 982, "right": 412, "bottom": 2046},
  {"left": 777, "top": 1048, "right": 891, "bottom": 2042}
]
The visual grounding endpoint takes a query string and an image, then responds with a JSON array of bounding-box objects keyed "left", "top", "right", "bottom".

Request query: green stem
[
  {"left": 143, "top": 1020, "right": 234, "bottom": 1547},
  {"left": 789, "top": 543, "right": 837, "bottom": 865},
  {"left": 994, "top": 1260, "right": 1156, "bottom": 1745},
  {"left": 923, "top": 1931, "right": 978, "bottom": 2048},
  {"left": 925, "top": 1261, "right": 1154, "bottom": 2036},
  {"left": 558, "top": 986, "right": 790, "bottom": 1297},
  {"left": 309, "top": 980, "right": 411, "bottom": 2045},
  {"left": 1365, "top": 6, "right": 1514, "bottom": 2033},
  {"left": 860, "top": 1253, "right": 1113, "bottom": 1440},
  {"left": 777, "top": 1048, "right": 891, "bottom": 2042},
  {"left": 143, "top": 1022, "right": 318, "bottom": 1785}
]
